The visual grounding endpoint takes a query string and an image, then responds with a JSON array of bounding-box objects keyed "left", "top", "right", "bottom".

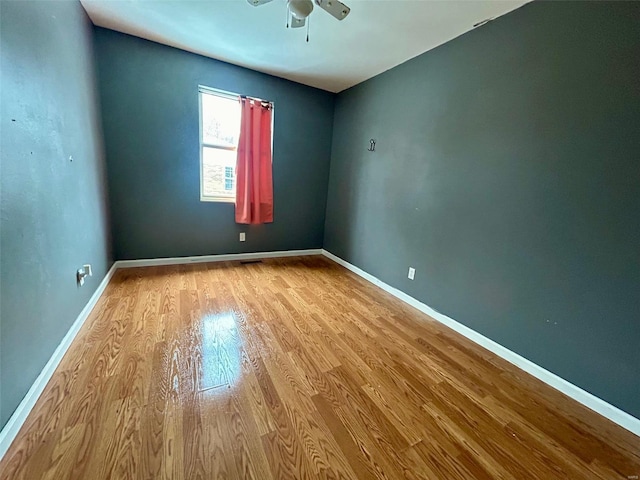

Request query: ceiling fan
[{"left": 247, "top": 0, "right": 350, "bottom": 32}]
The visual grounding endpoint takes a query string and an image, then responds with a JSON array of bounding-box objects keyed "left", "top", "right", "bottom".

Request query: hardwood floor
[{"left": 1, "top": 255, "right": 638, "bottom": 479}]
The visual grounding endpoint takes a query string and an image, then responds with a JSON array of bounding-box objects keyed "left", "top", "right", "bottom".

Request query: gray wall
[
  {"left": 0, "top": 1, "right": 112, "bottom": 427},
  {"left": 93, "top": 29, "right": 335, "bottom": 261},
  {"left": 325, "top": 1, "right": 640, "bottom": 418}
]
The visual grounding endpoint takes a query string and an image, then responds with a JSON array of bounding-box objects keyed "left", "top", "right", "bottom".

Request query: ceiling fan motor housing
[{"left": 288, "top": 0, "right": 314, "bottom": 19}]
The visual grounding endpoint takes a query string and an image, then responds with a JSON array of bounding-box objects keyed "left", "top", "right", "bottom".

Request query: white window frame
[{"left": 199, "top": 85, "right": 241, "bottom": 203}]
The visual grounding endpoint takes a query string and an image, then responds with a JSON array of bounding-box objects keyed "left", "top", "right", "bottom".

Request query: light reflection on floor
[{"left": 199, "top": 311, "right": 242, "bottom": 396}]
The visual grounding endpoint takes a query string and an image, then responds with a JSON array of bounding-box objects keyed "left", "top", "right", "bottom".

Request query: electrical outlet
[
  {"left": 77, "top": 264, "right": 92, "bottom": 286},
  {"left": 408, "top": 267, "right": 416, "bottom": 280},
  {"left": 239, "top": 232, "right": 246, "bottom": 242}
]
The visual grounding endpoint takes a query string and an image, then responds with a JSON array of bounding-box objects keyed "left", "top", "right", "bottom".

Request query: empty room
[{"left": 1, "top": 0, "right": 639, "bottom": 478}]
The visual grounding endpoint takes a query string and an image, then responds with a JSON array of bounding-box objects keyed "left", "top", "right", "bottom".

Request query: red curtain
[{"left": 235, "top": 97, "right": 274, "bottom": 224}]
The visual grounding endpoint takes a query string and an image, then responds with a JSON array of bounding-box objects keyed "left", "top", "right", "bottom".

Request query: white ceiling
[{"left": 81, "top": 0, "right": 529, "bottom": 93}]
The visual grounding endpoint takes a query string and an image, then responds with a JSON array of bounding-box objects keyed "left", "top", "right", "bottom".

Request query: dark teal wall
[
  {"left": 93, "top": 29, "right": 335, "bottom": 260},
  {"left": 324, "top": 1, "right": 640, "bottom": 418},
  {"left": 0, "top": 1, "right": 112, "bottom": 427}
]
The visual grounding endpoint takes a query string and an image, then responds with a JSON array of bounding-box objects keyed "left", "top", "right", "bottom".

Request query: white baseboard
[
  {"left": 115, "top": 249, "right": 323, "bottom": 269},
  {"left": 0, "top": 264, "right": 118, "bottom": 460},
  {"left": 321, "top": 249, "right": 640, "bottom": 438}
]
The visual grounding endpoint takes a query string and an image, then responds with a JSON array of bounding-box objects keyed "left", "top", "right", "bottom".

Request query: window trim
[{"left": 198, "top": 85, "right": 241, "bottom": 203}]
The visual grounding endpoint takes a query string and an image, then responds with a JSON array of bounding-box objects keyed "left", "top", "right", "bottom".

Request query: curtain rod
[{"left": 240, "top": 95, "right": 273, "bottom": 109}]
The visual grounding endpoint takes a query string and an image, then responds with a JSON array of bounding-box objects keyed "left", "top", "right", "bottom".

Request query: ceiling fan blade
[
  {"left": 247, "top": 0, "right": 274, "bottom": 6},
  {"left": 314, "top": 0, "right": 350, "bottom": 20},
  {"left": 290, "top": 15, "right": 306, "bottom": 28}
]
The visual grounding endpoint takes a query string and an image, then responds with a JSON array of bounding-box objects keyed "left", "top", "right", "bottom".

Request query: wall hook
[{"left": 368, "top": 139, "right": 376, "bottom": 151}]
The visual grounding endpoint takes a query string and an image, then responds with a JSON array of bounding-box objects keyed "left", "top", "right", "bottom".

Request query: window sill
[{"left": 200, "top": 196, "right": 236, "bottom": 204}]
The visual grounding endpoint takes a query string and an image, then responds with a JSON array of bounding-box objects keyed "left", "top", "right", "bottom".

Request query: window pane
[
  {"left": 202, "top": 147, "right": 236, "bottom": 198},
  {"left": 201, "top": 93, "right": 241, "bottom": 147}
]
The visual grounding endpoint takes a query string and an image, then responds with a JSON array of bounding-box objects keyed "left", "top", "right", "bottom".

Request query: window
[{"left": 199, "top": 86, "right": 241, "bottom": 202}]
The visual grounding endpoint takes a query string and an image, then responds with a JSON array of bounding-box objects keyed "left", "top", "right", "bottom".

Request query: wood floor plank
[
  {"left": 312, "top": 394, "right": 381, "bottom": 480},
  {"left": 1, "top": 255, "right": 638, "bottom": 480},
  {"left": 198, "top": 391, "right": 238, "bottom": 480},
  {"left": 223, "top": 393, "right": 273, "bottom": 480}
]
